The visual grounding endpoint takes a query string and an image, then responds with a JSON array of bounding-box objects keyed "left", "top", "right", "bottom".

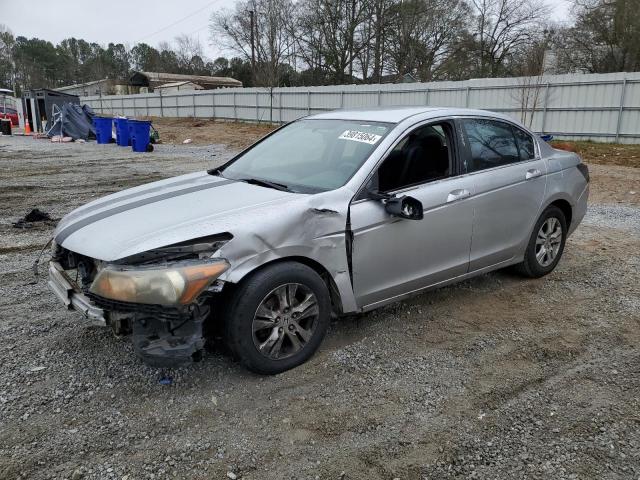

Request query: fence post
[
  {"left": 269, "top": 90, "right": 273, "bottom": 123},
  {"left": 121, "top": 96, "right": 125, "bottom": 116},
  {"left": 425, "top": 88, "right": 430, "bottom": 106},
  {"left": 615, "top": 78, "right": 627, "bottom": 143},
  {"left": 192, "top": 93, "right": 196, "bottom": 117},
  {"left": 145, "top": 95, "right": 149, "bottom": 117},
  {"left": 307, "top": 91, "right": 311, "bottom": 115},
  {"left": 340, "top": 90, "right": 344, "bottom": 108},
  {"left": 377, "top": 89, "right": 381, "bottom": 106},
  {"left": 541, "top": 83, "right": 550, "bottom": 133},
  {"left": 99, "top": 91, "right": 104, "bottom": 115},
  {"left": 279, "top": 91, "right": 283, "bottom": 123},
  {"left": 233, "top": 92, "right": 237, "bottom": 120},
  {"left": 465, "top": 86, "right": 470, "bottom": 107},
  {"left": 256, "top": 91, "right": 260, "bottom": 121},
  {"left": 159, "top": 90, "right": 164, "bottom": 118},
  {"left": 212, "top": 92, "right": 216, "bottom": 119}
]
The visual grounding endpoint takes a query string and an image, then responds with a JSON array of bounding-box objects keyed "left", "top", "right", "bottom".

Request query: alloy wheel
[
  {"left": 251, "top": 283, "right": 319, "bottom": 360},
  {"left": 535, "top": 217, "right": 563, "bottom": 267}
]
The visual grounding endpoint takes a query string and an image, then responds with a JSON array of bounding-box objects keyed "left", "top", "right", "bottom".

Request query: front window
[
  {"left": 219, "top": 119, "right": 393, "bottom": 193},
  {"left": 376, "top": 122, "right": 454, "bottom": 192}
]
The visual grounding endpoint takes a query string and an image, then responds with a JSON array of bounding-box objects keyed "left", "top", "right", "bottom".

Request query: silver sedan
[{"left": 48, "top": 107, "right": 589, "bottom": 373}]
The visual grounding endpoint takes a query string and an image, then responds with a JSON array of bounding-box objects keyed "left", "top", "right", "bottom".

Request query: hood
[{"left": 55, "top": 171, "right": 296, "bottom": 261}]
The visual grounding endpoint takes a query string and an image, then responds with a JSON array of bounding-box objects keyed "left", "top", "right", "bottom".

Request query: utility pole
[{"left": 249, "top": 9, "right": 256, "bottom": 86}]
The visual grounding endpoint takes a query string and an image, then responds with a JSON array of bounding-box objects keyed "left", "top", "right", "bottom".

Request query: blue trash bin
[
  {"left": 114, "top": 117, "right": 130, "bottom": 146},
  {"left": 94, "top": 117, "right": 113, "bottom": 144},
  {"left": 128, "top": 119, "right": 152, "bottom": 152}
]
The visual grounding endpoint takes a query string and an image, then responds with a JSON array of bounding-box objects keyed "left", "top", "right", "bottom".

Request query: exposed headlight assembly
[{"left": 89, "top": 260, "right": 230, "bottom": 306}]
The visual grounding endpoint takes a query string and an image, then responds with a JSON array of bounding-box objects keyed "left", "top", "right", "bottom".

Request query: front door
[{"left": 350, "top": 120, "right": 474, "bottom": 309}]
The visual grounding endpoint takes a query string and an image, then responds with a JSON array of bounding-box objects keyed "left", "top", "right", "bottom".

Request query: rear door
[{"left": 457, "top": 117, "right": 547, "bottom": 270}]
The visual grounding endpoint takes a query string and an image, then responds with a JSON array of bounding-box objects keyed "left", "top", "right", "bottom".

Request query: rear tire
[
  {"left": 223, "top": 262, "right": 331, "bottom": 374},
  {"left": 515, "top": 205, "right": 567, "bottom": 278}
]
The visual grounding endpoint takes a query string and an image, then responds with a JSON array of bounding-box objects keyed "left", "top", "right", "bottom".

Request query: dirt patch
[
  {"left": 587, "top": 162, "right": 640, "bottom": 205},
  {"left": 551, "top": 140, "right": 640, "bottom": 168},
  {"left": 150, "top": 117, "right": 277, "bottom": 149}
]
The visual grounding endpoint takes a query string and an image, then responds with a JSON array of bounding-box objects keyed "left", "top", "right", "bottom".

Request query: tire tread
[{"left": 222, "top": 261, "right": 330, "bottom": 374}]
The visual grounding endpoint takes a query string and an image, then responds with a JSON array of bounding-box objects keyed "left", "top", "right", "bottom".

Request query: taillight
[{"left": 577, "top": 163, "right": 589, "bottom": 183}]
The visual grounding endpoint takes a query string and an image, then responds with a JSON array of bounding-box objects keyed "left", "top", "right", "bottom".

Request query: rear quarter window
[{"left": 512, "top": 126, "right": 536, "bottom": 160}]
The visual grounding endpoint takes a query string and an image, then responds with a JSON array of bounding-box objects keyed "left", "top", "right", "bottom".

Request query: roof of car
[{"left": 308, "top": 106, "right": 514, "bottom": 124}]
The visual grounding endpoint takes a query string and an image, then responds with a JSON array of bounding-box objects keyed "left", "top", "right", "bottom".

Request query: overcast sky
[{"left": 3, "top": 0, "right": 573, "bottom": 61}]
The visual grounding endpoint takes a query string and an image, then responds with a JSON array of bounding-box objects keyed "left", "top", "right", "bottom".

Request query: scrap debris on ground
[
  {"left": 11, "top": 208, "right": 53, "bottom": 229},
  {"left": 0, "top": 132, "right": 638, "bottom": 480}
]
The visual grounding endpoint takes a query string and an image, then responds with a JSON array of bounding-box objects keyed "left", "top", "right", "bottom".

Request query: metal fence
[{"left": 82, "top": 71, "right": 640, "bottom": 144}]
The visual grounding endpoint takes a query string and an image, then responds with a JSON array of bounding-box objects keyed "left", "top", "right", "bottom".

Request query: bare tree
[
  {"left": 286, "top": 0, "right": 327, "bottom": 83},
  {"left": 469, "top": 0, "right": 551, "bottom": 77},
  {"left": 354, "top": 0, "right": 396, "bottom": 82},
  {"left": 292, "top": 0, "right": 373, "bottom": 83},
  {"left": 211, "top": 0, "right": 294, "bottom": 87},
  {"left": 554, "top": 0, "right": 640, "bottom": 73},
  {"left": 385, "top": 0, "right": 470, "bottom": 81},
  {"left": 174, "top": 34, "right": 205, "bottom": 72},
  {"left": 509, "top": 31, "right": 554, "bottom": 127}
]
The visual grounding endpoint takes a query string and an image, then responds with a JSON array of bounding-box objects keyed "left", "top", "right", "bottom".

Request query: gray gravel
[
  {"left": 1, "top": 136, "right": 639, "bottom": 480},
  {"left": 583, "top": 203, "right": 640, "bottom": 233}
]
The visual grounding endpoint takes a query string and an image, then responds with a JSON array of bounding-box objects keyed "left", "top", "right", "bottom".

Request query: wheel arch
[
  {"left": 517, "top": 194, "right": 574, "bottom": 259},
  {"left": 225, "top": 256, "right": 346, "bottom": 315},
  {"left": 548, "top": 198, "right": 573, "bottom": 228}
]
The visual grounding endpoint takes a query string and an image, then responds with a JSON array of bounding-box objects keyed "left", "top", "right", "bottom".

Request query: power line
[
  {"left": 135, "top": 0, "right": 221, "bottom": 44},
  {"left": 186, "top": 24, "right": 211, "bottom": 36}
]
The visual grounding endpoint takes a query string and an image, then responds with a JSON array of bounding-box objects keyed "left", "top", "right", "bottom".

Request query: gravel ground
[
  {"left": 583, "top": 204, "right": 640, "bottom": 232},
  {"left": 0, "top": 135, "right": 639, "bottom": 480}
]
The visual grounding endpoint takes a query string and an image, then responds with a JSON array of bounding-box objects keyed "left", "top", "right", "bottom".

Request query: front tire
[
  {"left": 515, "top": 205, "right": 567, "bottom": 278},
  {"left": 223, "top": 262, "right": 331, "bottom": 374}
]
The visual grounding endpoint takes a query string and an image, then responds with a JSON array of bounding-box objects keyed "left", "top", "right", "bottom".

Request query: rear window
[
  {"left": 462, "top": 118, "right": 536, "bottom": 172},
  {"left": 462, "top": 118, "right": 520, "bottom": 172}
]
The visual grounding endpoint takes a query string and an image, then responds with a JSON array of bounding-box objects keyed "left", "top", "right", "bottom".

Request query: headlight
[{"left": 89, "top": 260, "right": 229, "bottom": 306}]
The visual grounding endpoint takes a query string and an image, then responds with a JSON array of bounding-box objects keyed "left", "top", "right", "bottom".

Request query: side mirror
[{"left": 384, "top": 195, "right": 424, "bottom": 220}]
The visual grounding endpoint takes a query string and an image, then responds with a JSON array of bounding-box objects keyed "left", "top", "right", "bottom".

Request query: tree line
[
  {"left": 212, "top": 0, "right": 640, "bottom": 86},
  {"left": 0, "top": 28, "right": 257, "bottom": 94},
  {"left": 1, "top": 0, "right": 638, "bottom": 94}
]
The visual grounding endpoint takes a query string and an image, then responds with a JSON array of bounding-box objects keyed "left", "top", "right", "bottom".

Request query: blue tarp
[{"left": 47, "top": 103, "right": 96, "bottom": 140}]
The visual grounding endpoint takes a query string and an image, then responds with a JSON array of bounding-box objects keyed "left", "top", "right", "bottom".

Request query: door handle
[
  {"left": 525, "top": 168, "right": 542, "bottom": 180},
  {"left": 446, "top": 188, "right": 471, "bottom": 203}
]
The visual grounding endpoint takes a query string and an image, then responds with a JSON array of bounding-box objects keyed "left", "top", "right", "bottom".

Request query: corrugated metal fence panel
[
  {"left": 428, "top": 89, "right": 466, "bottom": 107},
  {"left": 81, "top": 72, "right": 640, "bottom": 143},
  {"left": 626, "top": 82, "right": 640, "bottom": 107}
]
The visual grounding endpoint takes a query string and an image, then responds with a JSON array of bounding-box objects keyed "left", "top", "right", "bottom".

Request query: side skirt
[{"left": 359, "top": 257, "right": 521, "bottom": 313}]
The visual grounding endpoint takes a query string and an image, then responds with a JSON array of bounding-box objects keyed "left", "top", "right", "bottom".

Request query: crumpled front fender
[{"left": 215, "top": 188, "right": 358, "bottom": 313}]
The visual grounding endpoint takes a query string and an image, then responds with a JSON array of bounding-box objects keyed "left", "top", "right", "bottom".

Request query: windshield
[{"left": 219, "top": 119, "right": 393, "bottom": 193}]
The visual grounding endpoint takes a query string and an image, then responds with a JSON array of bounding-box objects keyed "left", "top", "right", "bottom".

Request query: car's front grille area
[{"left": 87, "top": 294, "right": 189, "bottom": 322}]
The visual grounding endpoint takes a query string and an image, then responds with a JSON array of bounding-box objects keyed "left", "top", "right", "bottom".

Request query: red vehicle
[{"left": 0, "top": 88, "right": 19, "bottom": 126}]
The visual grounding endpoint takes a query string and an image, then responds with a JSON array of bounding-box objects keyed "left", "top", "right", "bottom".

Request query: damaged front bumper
[
  {"left": 48, "top": 260, "right": 209, "bottom": 366},
  {"left": 48, "top": 261, "right": 106, "bottom": 326}
]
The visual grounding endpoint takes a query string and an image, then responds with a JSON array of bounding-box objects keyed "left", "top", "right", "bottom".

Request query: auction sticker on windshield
[{"left": 339, "top": 130, "right": 382, "bottom": 145}]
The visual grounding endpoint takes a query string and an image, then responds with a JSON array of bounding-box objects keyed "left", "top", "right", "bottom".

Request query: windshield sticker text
[{"left": 338, "top": 130, "right": 382, "bottom": 145}]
